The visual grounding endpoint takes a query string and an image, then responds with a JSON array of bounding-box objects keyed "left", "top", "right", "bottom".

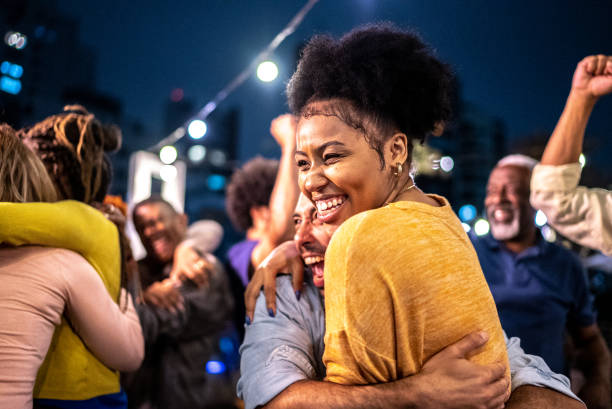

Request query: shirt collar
[{"left": 482, "top": 231, "right": 549, "bottom": 258}]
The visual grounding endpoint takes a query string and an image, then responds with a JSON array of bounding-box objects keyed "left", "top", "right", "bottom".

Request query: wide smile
[
  {"left": 314, "top": 195, "right": 347, "bottom": 224},
  {"left": 303, "top": 254, "right": 325, "bottom": 288},
  {"left": 489, "top": 206, "right": 515, "bottom": 224}
]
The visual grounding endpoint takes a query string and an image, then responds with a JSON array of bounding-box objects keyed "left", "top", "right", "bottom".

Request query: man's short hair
[{"left": 496, "top": 154, "right": 538, "bottom": 171}]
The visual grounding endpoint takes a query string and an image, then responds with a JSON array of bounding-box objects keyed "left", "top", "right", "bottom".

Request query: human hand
[
  {"left": 91, "top": 201, "right": 126, "bottom": 231},
  {"left": 169, "top": 242, "right": 211, "bottom": 288},
  {"left": 571, "top": 55, "right": 612, "bottom": 100},
  {"left": 244, "top": 240, "right": 303, "bottom": 323},
  {"left": 142, "top": 279, "right": 184, "bottom": 313},
  {"left": 411, "top": 332, "right": 510, "bottom": 409},
  {"left": 270, "top": 114, "right": 297, "bottom": 149}
]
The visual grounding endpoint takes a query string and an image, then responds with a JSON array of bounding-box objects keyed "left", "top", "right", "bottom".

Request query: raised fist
[{"left": 572, "top": 55, "right": 612, "bottom": 99}]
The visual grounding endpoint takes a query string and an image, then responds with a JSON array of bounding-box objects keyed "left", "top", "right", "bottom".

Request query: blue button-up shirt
[{"left": 470, "top": 233, "right": 596, "bottom": 374}]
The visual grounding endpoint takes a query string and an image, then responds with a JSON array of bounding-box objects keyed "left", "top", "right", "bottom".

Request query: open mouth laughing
[{"left": 314, "top": 195, "right": 347, "bottom": 223}]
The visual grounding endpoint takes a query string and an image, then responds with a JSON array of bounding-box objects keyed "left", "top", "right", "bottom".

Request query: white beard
[{"left": 490, "top": 211, "right": 520, "bottom": 241}]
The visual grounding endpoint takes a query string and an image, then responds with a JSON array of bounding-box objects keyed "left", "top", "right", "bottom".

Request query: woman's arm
[
  {"left": 60, "top": 250, "right": 144, "bottom": 372},
  {"left": 0, "top": 200, "right": 121, "bottom": 295}
]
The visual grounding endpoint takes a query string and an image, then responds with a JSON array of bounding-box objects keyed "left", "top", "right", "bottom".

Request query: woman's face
[{"left": 295, "top": 113, "right": 394, "bottom": 229}]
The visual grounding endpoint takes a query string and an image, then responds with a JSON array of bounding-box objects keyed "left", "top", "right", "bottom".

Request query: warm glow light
[{"left": 257, "top": 61, "right": 279, "bottom": 82}]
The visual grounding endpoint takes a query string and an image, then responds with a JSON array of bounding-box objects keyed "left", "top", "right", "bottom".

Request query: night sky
[{"left": 58, "top": 0, "right": 612, "bottom": 168}]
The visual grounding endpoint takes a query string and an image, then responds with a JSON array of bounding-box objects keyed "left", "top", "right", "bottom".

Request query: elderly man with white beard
[{"left": 469, "top": 155, "right": 611, "bottom": 409}]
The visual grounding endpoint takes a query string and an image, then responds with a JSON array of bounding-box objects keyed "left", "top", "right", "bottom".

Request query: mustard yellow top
[
  {"left": 0, "top": 200, "right": 122, "bottom": 400},
  {"left": 323, "top": 195, "right": 509, "bottom": 385}
]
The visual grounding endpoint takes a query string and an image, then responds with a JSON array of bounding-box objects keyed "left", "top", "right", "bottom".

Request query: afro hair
[
  {"left": 225, "top": 156, "right": 279, "bottom": 232},
  {"left": 287, "top": 22, "right": 454, "bottom": 166}
]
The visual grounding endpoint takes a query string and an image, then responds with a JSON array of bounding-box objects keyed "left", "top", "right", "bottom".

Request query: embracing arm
[
  {"left": 0, "top": 200, "right": 121, "bottom": 294},
  {"left": 251, "top": 114, "right": 300, "bottom": 267},
  {"left": 506, "top": 386, "right": 585, "bottom": 409},
  {"left": 62, "top": 251, "right": 144, "bottom": 372},
  {"left": 263, "top": 332, "right": 508, "bottom": 409}
]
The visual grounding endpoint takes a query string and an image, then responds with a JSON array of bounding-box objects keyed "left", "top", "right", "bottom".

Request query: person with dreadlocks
[
  {"left": 0, "top": 123, "right": 144, "bottom": 409},
  {"left": 0, "top": 106, "right": 144, "bottom": 408}
]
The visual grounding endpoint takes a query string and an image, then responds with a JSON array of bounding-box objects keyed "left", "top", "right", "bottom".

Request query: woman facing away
[
  {"left": 0, "top": 110, "right": 144, "bottom": 408},
  {"left": 251, "top": 23, "right": 510, "bottom": 388}
]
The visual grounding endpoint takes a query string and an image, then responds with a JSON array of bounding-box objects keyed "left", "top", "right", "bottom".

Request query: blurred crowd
[{"left": 1, "top": 22, "right": 611, "bottom": 409}]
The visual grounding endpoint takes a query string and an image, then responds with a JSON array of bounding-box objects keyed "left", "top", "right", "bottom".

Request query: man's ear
[{"left": 383, "top": 132, "right": 409, "bottom": 166}]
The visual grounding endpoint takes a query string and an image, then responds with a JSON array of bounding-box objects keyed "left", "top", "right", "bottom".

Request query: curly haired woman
[{"left": 287, "top": 23, "right": 510, "bottom": 388}]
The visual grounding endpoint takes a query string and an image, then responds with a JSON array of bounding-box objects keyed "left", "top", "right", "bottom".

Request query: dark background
[{"left": 2, "top": 0, "right": 611, "bottom": 225}]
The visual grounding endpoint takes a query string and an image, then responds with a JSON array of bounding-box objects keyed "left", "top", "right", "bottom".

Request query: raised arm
[
  {"left": 251, "top": 114, "right": 300, "bottom": 267},
  {"left": 531, "top": 55, "right": 612, "bottom": 254},
  {"left": 540, "top": 55, "right": 611, "bottom": 166}
]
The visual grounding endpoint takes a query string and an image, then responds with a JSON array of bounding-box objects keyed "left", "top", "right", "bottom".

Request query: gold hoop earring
[{"left": 393, "top": 162, "right": 403, "bottom": 177}]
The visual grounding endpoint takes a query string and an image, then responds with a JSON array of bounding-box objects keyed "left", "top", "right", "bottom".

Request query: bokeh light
[
  {"left": 187, "top": 119, "right": 207, "bottom": 139},
  {"left": 188, "top": 145, "right": 206, "bottom": 163},
  {"left": 159, "top": 145, "right": 178, "bottom": 165},
  {"left": 206, "top": 360, "right": 226, "bottom": 374},
  {"left": 159, "top": 164, "right": 177, "bottom": 182},
  {"left": 209, "top": 149, "right": 227, "bottom": 167},
  {"left": 474, "top": 219, "right": 490, "bottom": 236},
  {"left": 458, "top": 204, "right": 477, "bottom": 222},
  {"left": 440, "top": 156, "right": 454, "bottom": 172},
  {"left": 535, "top": 209, "right": 547, "bottom": 227},
  {"left": 257, "top": 61, "right": 278, "bottom": 82}
]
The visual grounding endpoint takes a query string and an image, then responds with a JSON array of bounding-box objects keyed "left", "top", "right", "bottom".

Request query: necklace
[{"left": 384, "top": 181, "right": 417, "bottom": 205}]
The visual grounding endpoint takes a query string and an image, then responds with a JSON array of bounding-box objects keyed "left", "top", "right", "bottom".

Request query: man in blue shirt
[
  {"left": 239, "top": 194, "right": 584, "bottom": 409},
  {"left": 471, "top": 154, "right": 610, "bottom": 408}
]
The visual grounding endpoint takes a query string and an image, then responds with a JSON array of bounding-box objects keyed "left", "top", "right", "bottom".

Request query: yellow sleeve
[
  {"left": 323, "top": 206, "right": 509, "bottom": 386},
  {"left": 323, "top": 211, "right": 400, "bottom": 384},
  {"left": 0, "top": 200, "right": 121, "bottom": 297}
]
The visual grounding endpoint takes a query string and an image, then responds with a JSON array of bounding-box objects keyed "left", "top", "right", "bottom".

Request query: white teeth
[
  {"left": 304, "top": 256, "right": 324, "bottom": 265},
  {"left": 316, "top": 197, "right": 345, "bottom": 213}
]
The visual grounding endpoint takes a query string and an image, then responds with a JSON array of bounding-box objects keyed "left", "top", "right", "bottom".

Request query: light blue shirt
[{"left": 237, "top": 276, "right": 578, "bottom": 409}]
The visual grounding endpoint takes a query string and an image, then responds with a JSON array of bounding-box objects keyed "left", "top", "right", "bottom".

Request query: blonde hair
[{"left": 0, "top": 124, "right": 58, "bottom": 203}]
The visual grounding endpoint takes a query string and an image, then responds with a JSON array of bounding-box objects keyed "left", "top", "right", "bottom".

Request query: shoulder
[{"left": 544, "top": 241, "right": 583, "bottom": 267}]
